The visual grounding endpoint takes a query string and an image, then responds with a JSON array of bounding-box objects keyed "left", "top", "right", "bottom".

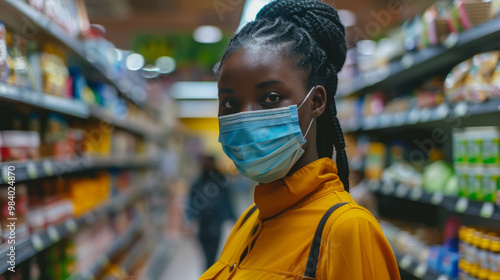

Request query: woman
[{"left": 200, "top": 0, "right": 400, "bottom": 279}]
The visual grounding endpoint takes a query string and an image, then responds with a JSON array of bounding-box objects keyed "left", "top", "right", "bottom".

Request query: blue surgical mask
[{"left": 218, "top": 87, "right": 316, "bottom": 183}]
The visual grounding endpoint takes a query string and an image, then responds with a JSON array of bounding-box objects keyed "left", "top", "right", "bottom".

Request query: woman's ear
[{"left": 311, "top": 86, "right": 327, "bottom": 118}]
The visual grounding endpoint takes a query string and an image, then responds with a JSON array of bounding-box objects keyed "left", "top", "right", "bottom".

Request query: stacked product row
[
  {"left": 339, "top": 0, "right": 500, "bottom": 87},
  {"left": 0, "top": 169, "right": 146, "bottom": 244},
  {"left": 0, "top": 110, "right": 152, "bottom": 163},
  {"left": 348, "top": 126, "right": 500, "bottom": 204},
  {"left": 0, "top": 21, "right": 156, "bottom": 131},
  {"left": 338, "top": 51, "right": 500, "bottom": 131},
  {"left": 381, "top": 218, "right": 500, "bottom": 280}
]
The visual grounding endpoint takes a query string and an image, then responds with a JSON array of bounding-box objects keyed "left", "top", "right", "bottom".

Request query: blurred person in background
[
  {"left": 200, "top": 0, "right": 400, "bottom": 279},
  {"left": 188, "top": 155, "right": 236, "bottom": 270}
]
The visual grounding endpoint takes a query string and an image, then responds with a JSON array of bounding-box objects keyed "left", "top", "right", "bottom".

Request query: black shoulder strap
[
  {"left": 238, "top": 205, "right": 258, "bottom": 230},
  {"left": 302, "top": 202, "right": 349, "bottom": 279}
]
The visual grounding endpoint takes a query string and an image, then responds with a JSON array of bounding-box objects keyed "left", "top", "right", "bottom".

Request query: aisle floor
[{"left": 159, "top": 222, "right": 234, "bottom": 280}]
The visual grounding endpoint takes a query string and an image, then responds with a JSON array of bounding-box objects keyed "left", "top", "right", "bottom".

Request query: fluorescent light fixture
[
  {"left": 177, "top": 100, "right": 219, "bottom": 118},
  {"left": 125, "top": 53, "right": 145, "bottom": 71},
  {"left": 156, "top": 56, "right": 176, "bottom": 74},
  {"left": 193, "top": 25, "right": 223, "bottom": 44},
  {"left": 170, "top": 81, "right": 218, "bottom": 100},
  {"left": 237, "top": 0, "right": 271, "bottom": 32},
  {"left": 338, "top": 9, "right": 357, "bottom": 27}
]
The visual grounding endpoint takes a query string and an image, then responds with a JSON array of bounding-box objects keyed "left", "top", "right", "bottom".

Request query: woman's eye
[
  {"left": 223, "top": 100, "right": 236, "bottom": 109},
  {"left": 262, "top": 93, "right": 281, "bottom": 104}
]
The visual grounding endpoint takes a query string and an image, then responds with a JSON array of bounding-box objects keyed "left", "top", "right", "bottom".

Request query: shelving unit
[
  {"left": 0, "top": 1, "right": 171, "bottom": 278},
  {"left": 0, "top": 184, "right": 160, "bottom": 274},
  {"left": 0, "top": 83, "right": 164, "bottom": 141},
  {"left": 394, "top": 251, "right": 449, "bottom": 280},
  {"left": 366, "top": 180, "right": 500, "bottom": 221},
  {"left": 71, "top": 219, "right": 143, "bottom": 280},
  {"left": 337, "top": 16, "right": 500, "bottom": 98},
  {"left": 0, "top": 0, "right": 147, "bottom": 107},
  {"left": 340, "top": 13, "right": 500, "bottom": 280},
  {"left": 343, "top": 99, "right": 500, "bottom": 133},
  {"left": 0, "top": 155, "right": 160, "bottom": 183}
]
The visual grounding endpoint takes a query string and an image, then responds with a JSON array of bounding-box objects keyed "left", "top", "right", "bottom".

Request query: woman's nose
[{"left": 240, "top": 102, "right": 257, "bottom": 113}]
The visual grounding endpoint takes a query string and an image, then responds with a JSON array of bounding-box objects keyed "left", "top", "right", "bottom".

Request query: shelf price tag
[
  {"left": 431, "top": 192, "right": 445, "bottom": 205},
  {"left": 413, "top": 262, "right": 428, "bottom": 278},
  {"left": 420, "top": 107, "right": 432, "bottom": 122},
  {"left": 444, "top": 33, "right": 459, "bottom": 49},
  {"left": 455, "top": 197, "right": 469, "bottom": 213},
  {"left": 480, "top": 202, "right": 495, "bottom": 219},
  {"left": 65, "top": 218, "right": 78, "bottom": 233},
  {"left": 47, "top": 226, "right": 60, "bottom": 242},
  {"left": 410, "top": 188, "right": 424, "bottom": 201},
  {"left": 26, "top": 161, "right": 38, "bottom": 179},
  {"left": 408, "top": 109, "right": 421, "bottom": 124},
  {"left": 435, "top": 104, "right": 450, "bottom": 120},
  {"left": 381, "top": 180, "right": 395, "bottom": 195},
  {"left": 31, "top": 234, "right": 44, "bottom": 252},
  {"left": 395, "top": 184, "right": 410, "bottom": 198},
  {"left": 42, "top": 160, "right": 54, "bottom": 176},
  {"left": 454, "top": 102, "right": 469, "bottom": 117},
  {"left": 2, "top": 165, "right": 9, "bottom": 183},
  {"left": 399, "top": 255, "right": 413, "bottom": 270},
  {"left": 402, "top": 54, "right": 414, "bottom": 69}
]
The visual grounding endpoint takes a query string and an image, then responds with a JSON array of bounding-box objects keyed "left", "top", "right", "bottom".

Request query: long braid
[{"left": 216, "top": 0, "right": 350, "bottom": 191}]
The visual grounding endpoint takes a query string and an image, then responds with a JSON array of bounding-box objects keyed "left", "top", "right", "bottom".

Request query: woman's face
[
  {"left": 217, "top": 47, "right": 309, "bottom": 116},
  {"left": 217, "top": 46, "right": 327, "bottom": 175}
]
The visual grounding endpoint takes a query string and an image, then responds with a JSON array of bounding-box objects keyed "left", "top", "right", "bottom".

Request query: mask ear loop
[
  {"left": 298, "top": 86, "right": 316, "bottom": 110},
  {"left": 298, "top": 86, "right": 317, "bottom": 139}
]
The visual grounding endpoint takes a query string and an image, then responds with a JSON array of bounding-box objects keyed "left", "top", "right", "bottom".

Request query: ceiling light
[
  {"left": 156, "top": 56, "right": 176, "bottom": 74},
  {"left": 193, "top": 25, "right": 223, "bottom": 44},
  {"left": 338, "top": 9, "right": 357, "bottom": 27},
  {"left": 125, "top": 53, "right": 145, "bottom": 71}
]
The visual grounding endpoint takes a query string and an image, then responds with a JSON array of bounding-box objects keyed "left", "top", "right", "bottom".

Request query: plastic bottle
[
  {"left": 489, "top": 234, "right": 500, "bottom": 280},
  {"left": 479, "top": 233, "right": 492, "bottom": 280}
]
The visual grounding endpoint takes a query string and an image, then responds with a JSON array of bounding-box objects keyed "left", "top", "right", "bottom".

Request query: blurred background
[{"left": 0, "top": 0, "right": 500, "bottom": 279}]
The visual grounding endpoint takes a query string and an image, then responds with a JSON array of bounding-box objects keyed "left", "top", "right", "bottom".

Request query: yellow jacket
[{"left": 199, "top": 158, "right": 400, "bottom": 280}]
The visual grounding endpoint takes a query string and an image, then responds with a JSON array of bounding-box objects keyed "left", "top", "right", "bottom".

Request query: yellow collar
[{"left": 254, "top": 157, "right": 344, "bottom": 219}]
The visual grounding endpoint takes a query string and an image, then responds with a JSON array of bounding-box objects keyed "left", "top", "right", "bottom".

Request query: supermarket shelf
[
  {"left": 88, "top": 106, "right": 164, "bottom": 141},
  {"left": 366, "top": 180, "right": 500, "bottom": 221},
  {"left": 337, "top": 16, "right": 500, "bottom": 98},
  {"left": 394, "top": 250, "right": 449, "bottom": 280},
  {"left": 0, "top": 185, "right": 158, "bottom": 275},
  {"left": 0, "top": 83, "right": 90, "bottom": 119},
  {"left": 72, "top": 219, "right": 143, "bottom": 280},
  {"left": 0, "top": 155, "right": 160, "bottom": 183},
  {"left": 0, "top": 0, "right": 146, "bottom": 106},
  {"left": 343, "top": 99, "right": 500, "bottom": 133},
  {"left": 0, "top": 82, "right": 163, "bottom": 140}
]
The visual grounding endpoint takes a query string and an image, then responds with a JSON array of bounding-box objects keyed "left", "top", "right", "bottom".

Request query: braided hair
[{"left": 216, "top": 0, "right": 350, "bottom": 191}]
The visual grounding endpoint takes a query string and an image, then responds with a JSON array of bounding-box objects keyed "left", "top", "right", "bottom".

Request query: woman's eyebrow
[
  {"left": 219, "top": 88, "right": 234, "bottom": 94},
  {"left": 255, "top": 80, "right": 284, "bottom": 89}
]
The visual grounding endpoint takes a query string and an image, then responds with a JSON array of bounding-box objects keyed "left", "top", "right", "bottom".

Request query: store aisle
[
  {"left": 159, "top": 238, "right": 204, "bottom": 280},
  {"left": 160, "top": 222, "right": 234, "bottom": 280}
]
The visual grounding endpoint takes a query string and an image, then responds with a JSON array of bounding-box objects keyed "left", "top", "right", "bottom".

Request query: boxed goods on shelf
[{"left": 453, "top": 127, "right": 500, "bottom": 203}]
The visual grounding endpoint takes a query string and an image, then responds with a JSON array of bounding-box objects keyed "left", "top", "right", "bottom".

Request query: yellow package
[
  {"left": 41, "top": 43, "right": 69, "bottom": 96},
  {"left": 445, "top": 59, "right": 471, "bottom": 103},
  {"left": 465, "top": 52, "right": 500, "bottom": 103}
]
